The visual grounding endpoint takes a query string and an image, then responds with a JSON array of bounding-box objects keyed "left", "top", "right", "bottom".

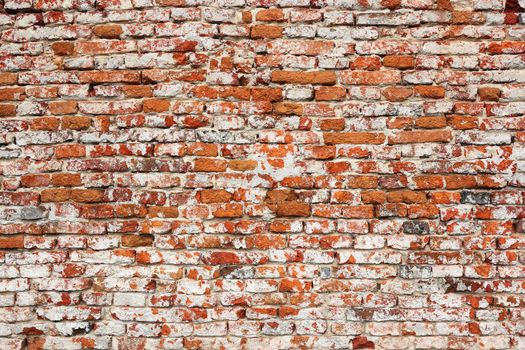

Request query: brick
[
  {"left": 388, "top": 130, "right": 452, "bottom": 144},
  {"left": 276, "top": 202, "right": 311, "bottom": 217},
  {"left": 48, "top": 101, "right": 78, "bottom": 115},
  {"left": 55, "top": 144, "right": 86, "bottom": 158},
  {"left": 252, "top": 88, "right": 282, "bottom": 102},
  {"left": 478, "top": 87, "right": 501, "bottom": 101},
  {"left": 0, "top": 87, "right": 25, "bottom": 101},
  {"left": 251, "top": 25, "right": 283, "bottom": 38},
  {"left": 148, "top": 206, "right": 178, "bottom": 218},
  {"left": 383, "top": 86, "right": 413, "bottom": 102},
  {"left": 414, "top": 85, "right": 446, "bottom": 99},
  {"left": 383, "top": 55, "right": 414, "bottom": 69},
  {"left": 340, "top": 71, "right": 401, "bottom": 85},
  {"left": 0, "top": 103, "right": 16, "bottom": 116},
  {"left": 268, "top": 40, "right": 334, "bottom": 55},
  {"left": 414, "top": 116, "right": 447, "bottom": 129},
  {"left": 271, "top": 71, "right": 337, "bottom": 85},
  {"left": 122, "top": 86, "right": 153, "bottom": 98},
  {"left": 350, "top": 56, "right": 381, "bottom": 70},
  {"left": 315, "top": 86, "right": 346, "bottom": 101},
  {"left": 324, "top": 132, "right": 386, "bottom": 144},
  {"left": 51, "top": 41, "right": 75, "bottom": 56},
  {"left": 93, "top": 24, "right": 123, "bottom": 39},
  {"left": 22, "top": 206, "right": 46, "bottom": 221},
  {"left": 41, "top": 189, "right": 71, "bottom": 202},
  {"left": 51, "top": 173, "right": 82, "bottom": 187},
  {"left": 256, "top": 9, "right": 285, "bottom": 21},
  {"left": 320, "top": 118, "right": 345, "bottom": 131},
  {"left": 229, "top": 159, "right": 258, "bottom": 171},
  {"left": 21, "top": 174, "right": 50, "bottom": 187},
  {"left": 30, "top": 117, "right": 59, "bottom": 130},
  {"left": 199, "top": 189, "right": 232, "bottom": 203},
  {"left": 273, "top": 102, "right": 303, "bottom": 115},
  {"left": 70, "top": 189, "right": 104, "bottom": 203},
  {"left": 143, "top": 98, "right": 170, "bottom": 112},
  {"left": 0, "top": 236, "right": 24, "bottom": 249},
  {"left": 77, "top": 71, "right": 141, "bottom": 84},
  {"left": 61, "top": 116, "right": 91, "bottom": 130},
  {"left": 121, "top": 234, "right": 154, "bottom": 247},
  {"left": 194, "top": 158, "right": 227, "bottom": 172},
  {"left": 212, "top": 203, "right": 243, "bottom": 218},
  {"left": 486, "top": 41, "right": 525, "bottom": 54},
  {"left": 413, "top": 175, "right": 444, "bottom": 189}
]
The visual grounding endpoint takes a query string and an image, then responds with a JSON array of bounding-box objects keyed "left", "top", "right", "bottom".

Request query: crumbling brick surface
[{"left": 0, "top": 0, "right": 524, "bottom": 349}]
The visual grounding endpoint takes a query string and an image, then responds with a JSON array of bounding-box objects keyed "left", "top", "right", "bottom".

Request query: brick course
[{"left": 0, "top": 0, "right": 524, "bottom": 349}]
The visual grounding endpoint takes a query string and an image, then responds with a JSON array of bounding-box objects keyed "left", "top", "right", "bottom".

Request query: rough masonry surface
[{"left": 0, "top": 0, "right": 524, "bottom": 349}]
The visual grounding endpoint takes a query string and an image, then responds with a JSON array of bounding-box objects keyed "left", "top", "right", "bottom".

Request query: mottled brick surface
[{"left": 0, "top": 0, "right": 524, "bottom": 349}]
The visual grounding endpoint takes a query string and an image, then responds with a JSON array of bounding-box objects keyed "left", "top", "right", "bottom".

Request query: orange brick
[
  {"left": 389, "top": 130, "right": 452, "bottom": 144},
  {"left": 324, "top": 132, "right": 386, "bottom": 145},
  {"left": 0, "top": 236, "right": 24, "bottom": 249},
  {"left": 194, "top": 158, "right": 228, "bottom": 172},
  {"left": 414, "top": 85, "right": 446, "bottom": 99},
  {"left": 143, "top": 99, "right": 170, "bottom": 113},
  {"left": 383, "top": 55, "right": 414, "bottom": 69},
  {"left": 383, "top": 87, "right": 413, "bottom": 102},
  {"left": 199, "top": 189, "right": 233, "bottom": 203},
  {"left": 122, "top": 234, "right": 154, "bottom": 247},
  {"left": 61, "top": 116, "right": 91, "bottom": 130},
  {"left": 251, "top": 25, "right": 283, "bottom": 38},
  {"left": 51, "top": 41, "right": 74, "bottom": 55},
  {"left": 478, "top": 87, "right": 501, "bottom": 101},
  {"left": 256, "top": 8, "right": 285, "bottom": 21},
  {"left": 48, "top": 101, "right": 77, "bottom": 115},
  {"left": 93, "top": 24, "right": 123, "bottom": 39},
  {"left": 271, "top": 71, "right": 337, "bottom": 85},
  {"left": 315, "top": 86, "right": 346, "bottom": 101}
]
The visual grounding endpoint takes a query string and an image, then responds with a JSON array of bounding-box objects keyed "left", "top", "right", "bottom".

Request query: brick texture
[{"left": 0, "top": 0, "right": 524, "bottom": 349}]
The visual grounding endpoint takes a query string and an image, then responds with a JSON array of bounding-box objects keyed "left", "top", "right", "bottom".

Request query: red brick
[
  {"left": 51, "top": 173, "right": 82, "bottom": 187},
  {"left": 70, "top": 189, "right": 104, "bottom": 203},
  {"left": 51, "top": 41, "right": 75, "bottom": 55},
  {"left": 276, "top": 202, "right": 311, "bottom": 217},
  {"left": 478, "top": 87, "right": 501, "bottom": 101},
  {"left": 272, "top": 71, "right": 337, "bottom": 85},
  {"left": 340, "top": 71, "right": 401, "bottom": 85},
  {"left": 122, "top": 234, "right": 154, "bottom": 247},
  {"left": 0, "top": 103, "right": 16, "bottom": 116},
  {"left": 388, "top": 130, "right": 452, "bottom": 144},
  {"left": 256, "top": 9, "right": 285, "bottom": 21},
  {"left": 55, "top": 145, "right": 86, "bottom": 158},
  {"left": 48, "top": 101, "right": 77, "bottom": 115},
  {"left": 93, "top": 24, "right": 123, "bottom": 39},
  {"left": 414, "top": 85, "right": 446, "bottom": 99},
  {"left": 199, "top": 189, "right": 232, "bottom": 203},
  {"left": 324, "top": 132, "right": 386, "bottom": 144},
  {"left": 143, "top": 99, "right": 171, "bottom": 113},
  {"left": 251, "top": 25, "right": 283, "bottom": 38},
  {"left": 315, "top": 86, "right": 346, "bottom": 101},
  {"left": 0, "top": 236, "right": 24, "bottom": 249},
  {"left": 61, "top": 116, "right": 91, "bottom": 130},
  {"left": 383, "top": 87, "right": 413, "bottom": 102},
  {"left": 41, "top": 189, "right": 71, "bottom": 202},
  {"left": 194, "top": 158, "right": 227, "bottom": 172},
  {"left": 383, "top": 55, "right": 414, "bottom": 69}
]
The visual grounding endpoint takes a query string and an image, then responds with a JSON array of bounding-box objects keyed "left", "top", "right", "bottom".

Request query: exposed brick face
[{"left": 0, "top": 0, "right": 524, "bottom": 349}]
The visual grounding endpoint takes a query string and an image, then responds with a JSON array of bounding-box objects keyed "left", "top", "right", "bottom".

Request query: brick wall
[{"left": 0, "top": 0, "right": 524, "bottom": 349}]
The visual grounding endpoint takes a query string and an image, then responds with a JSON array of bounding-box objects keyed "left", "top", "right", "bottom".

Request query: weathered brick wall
[{"left": 0, "top": 0, "right": 524, "bottom": 349}]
